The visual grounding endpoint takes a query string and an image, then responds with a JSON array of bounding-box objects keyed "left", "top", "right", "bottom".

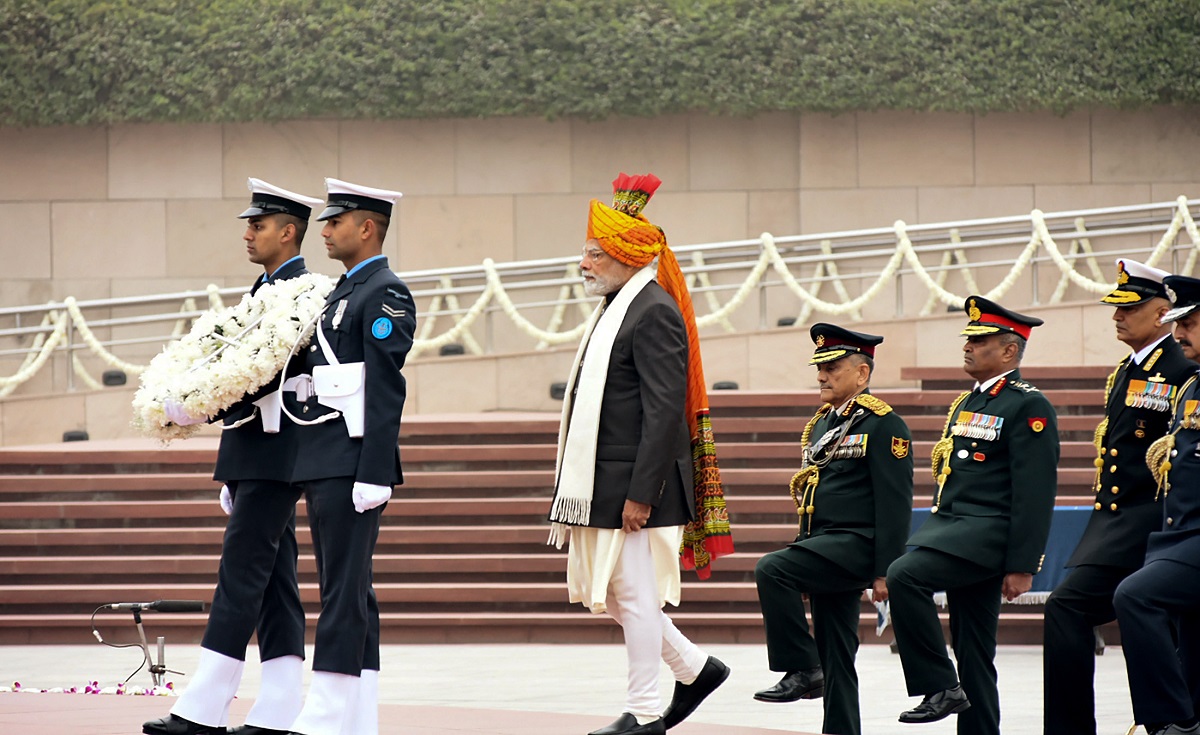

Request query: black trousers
[
  {"left": 1042, "top": 563, "right": 1134, "bottom": 735},
  {"left": 886, "top": 548, "right": 1003, "bottom": 735},
  {"left": 303, "top": 476, "right": 384, "bottom": 675},
  {"left": 755, "top": 545, "right": 870, "bottom": 735},
  {"left": 201, "top": 479, "right": 305, "bottom": 662},
  {"left": 1114, "top": 558, "right": 1200, "bottom": 727}
]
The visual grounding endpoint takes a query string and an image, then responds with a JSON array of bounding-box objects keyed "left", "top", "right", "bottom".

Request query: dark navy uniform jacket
[
  {"left": 1068, "top": 336, "right": 1194, "bottom": 569},
  {"left": 213, "top": 257, "right": 308, "bottom": 483},
  {"left": 1148, "top": 370, "right": 1200, "bottom": 569},
  {"left": 288, "top": 256, "right": 416, "bottom": 487}
]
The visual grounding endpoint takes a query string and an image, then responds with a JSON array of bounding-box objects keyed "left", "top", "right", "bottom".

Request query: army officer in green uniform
[
  {"left": 886, "top": 296, "right": 1059, "bottom": 735},
  {"left": 754, "top": 324, "right": 914, "bottom": 735}
]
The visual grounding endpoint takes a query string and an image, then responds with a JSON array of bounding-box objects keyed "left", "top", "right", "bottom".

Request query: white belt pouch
[{"left": 312, "top": 362, "right": 366, "bottom": 438}]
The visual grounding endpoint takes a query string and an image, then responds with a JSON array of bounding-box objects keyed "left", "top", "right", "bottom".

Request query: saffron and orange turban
[{"left": 587, "top": 173, "right": 734, "bottom": 578}]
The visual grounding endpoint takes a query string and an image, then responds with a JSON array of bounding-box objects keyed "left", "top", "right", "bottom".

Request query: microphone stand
[{"left": 129, "top": 608, "right": 184, "bottom": 687}]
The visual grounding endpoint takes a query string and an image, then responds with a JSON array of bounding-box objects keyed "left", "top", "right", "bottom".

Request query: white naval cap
[
  {"left": 238, "top": 178, "right": 324, "bottom": 220},
  {"left": 1100, "top": 258, "right": 1170, "bottom": 306},
  {"left": 317, "top": 177, "right": 403, "bottom": 221}
]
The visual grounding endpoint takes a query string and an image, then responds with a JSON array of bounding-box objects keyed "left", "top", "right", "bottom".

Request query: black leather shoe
[
  {"left": 142, "top": 714, "right": 224, "bottom": 735},
  {"left": 587, "top": 713, "right": 666, "bottom": 735},
  {"left": 662, "top": 656, "right": 731, "bottom": 729},
  {"left": 752, "top": 667, "right": 824, "bottom": 703},
  {"left": 228, "top": 727, "right": 289, "bottom": 735},
  {"left": 1149, "top": 724, "right": 1200, "bottom": 735},
  {"left": 898, "top": 685, "right": 971, "bottom": 723}
]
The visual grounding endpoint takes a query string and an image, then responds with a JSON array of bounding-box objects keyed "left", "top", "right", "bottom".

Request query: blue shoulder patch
[{"left": 371, "top": 317, "right": 393, "bottom": 340}]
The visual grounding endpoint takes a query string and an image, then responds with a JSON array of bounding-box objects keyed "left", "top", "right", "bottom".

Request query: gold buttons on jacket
[
  {"left": 1111, "top": 486, "right": 1119, "bottom": 494},
  {"left": 1168, "top": 517, "right": 1175, "bottom": 526},
  {"left": 1110, "top": 448, "right": 1118, "bottom": 456},
  {"left": 1094, "top": 502, "right": 1102, "bottom": 510},
  {"left": 1110, "top": 503, "right": 1118, "bottom": 511},
  {"left": 1110, "top": 465, "right": 1117, "bottom": 473}
]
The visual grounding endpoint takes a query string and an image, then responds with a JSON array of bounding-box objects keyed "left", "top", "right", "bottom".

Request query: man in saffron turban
[{"left": 548, "top": 173, "right": 733, "bottom": 735}]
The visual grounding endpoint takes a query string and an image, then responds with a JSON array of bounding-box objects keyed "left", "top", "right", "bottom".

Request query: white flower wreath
[{"left": 132, "top": 273, "right": 335, "bottom": 441}]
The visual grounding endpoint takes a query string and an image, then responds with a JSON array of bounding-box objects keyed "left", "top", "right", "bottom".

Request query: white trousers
[{"left": 605, "top": 529, "right": 708, "bottom": 719}]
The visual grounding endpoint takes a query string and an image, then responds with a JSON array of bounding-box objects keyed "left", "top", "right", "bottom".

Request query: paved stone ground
[{"left": 1, "top": 642, "right": 1137, "bottom": 734}]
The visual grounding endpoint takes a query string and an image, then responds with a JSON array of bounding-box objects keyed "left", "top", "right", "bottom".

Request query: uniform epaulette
[
  {"left": 1007, "top": 380, "right": 1040, "bottom": 394},
  {"left": 854, "top": 394, "right": 893, "bottom": 416}
]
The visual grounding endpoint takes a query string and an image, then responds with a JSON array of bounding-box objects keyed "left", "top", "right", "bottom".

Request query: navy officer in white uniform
[{"left": 282, "top": 178, "right": 415, "bottom": 735}]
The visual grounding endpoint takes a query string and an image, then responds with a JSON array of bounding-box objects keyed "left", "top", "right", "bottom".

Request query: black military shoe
[
  {"left": 898, "top": 684, "right": 971, "bottom": 723},
  {"left": 141, "top": 714, "right": 224, "bottom": 735},
  {"left": 662, "top": 656, "right": 731, "bottom": 728},
  {"left": 1149, "top": 724, "right": 1200, "bottom": 735},
  {"left": 588, "top": 712, "right": 666, "bottom": 735},
  {"left": 752, "top": 667, "right": 825, "bottom": 703},
  {"left": 227, "top": 727, "right": 289, "bottom": 735}
]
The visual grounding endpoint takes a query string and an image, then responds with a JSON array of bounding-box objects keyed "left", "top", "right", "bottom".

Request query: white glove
[
  {"left": 352, "top": 482, "right": 392, "bottom": 513},
  {"left": 219, "top": 485, "right": 233, "bottom": 516},
  {"left": 163, "top": 399, "right": 204, "bottom": 426}
]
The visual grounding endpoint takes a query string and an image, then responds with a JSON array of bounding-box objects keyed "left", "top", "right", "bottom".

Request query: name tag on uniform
[
  {"left": 951, "top": 411, "right": 1003, "bottom": 441},
  {"left": 830, "top": 434, "right": 868, "bottom": 460},
  {"left": 1126, "top": 380, "right": 1175, "bottom": 412}
]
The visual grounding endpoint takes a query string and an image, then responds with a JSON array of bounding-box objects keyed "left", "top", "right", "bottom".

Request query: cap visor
[
  {"left": 809, "top": 349, "right": 850, "bottom": 365},
  {"left": 238, "top": 205, "right": 272, "bottom": 219},
  {"left": 1161, "top": 304, "right": 1199, "bottom": 324},
  {"left": 316, "top": 204, "right": 355, "bottom": 221}
]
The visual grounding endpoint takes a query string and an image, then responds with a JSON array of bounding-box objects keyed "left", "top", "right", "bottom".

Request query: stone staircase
[{"left": 0, "top": 368, "right": 1112, "bottom": 646}]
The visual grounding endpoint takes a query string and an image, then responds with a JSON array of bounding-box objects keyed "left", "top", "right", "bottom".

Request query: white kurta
[{"left": 566, "top": 525, "right": 685, "bottom": 613}]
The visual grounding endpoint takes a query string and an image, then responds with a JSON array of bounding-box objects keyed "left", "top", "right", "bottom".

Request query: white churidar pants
[{"left": 575, "top": 527, "right": 708, "bottom": 720}]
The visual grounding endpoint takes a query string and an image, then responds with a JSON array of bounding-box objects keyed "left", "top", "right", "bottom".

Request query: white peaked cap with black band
[
  {"left": 317, "top": 178, "right": 404, "bottom": 221},
  {"left": 239, "top": 178, "right": 324, "bottom": 220}
]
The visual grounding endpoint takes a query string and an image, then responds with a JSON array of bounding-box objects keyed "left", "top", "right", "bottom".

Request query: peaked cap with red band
[
  {"left": 960, "top": 295, "right": 1043, "bottom": 340},
  {"left": 808, "top": 323, "right": 884, "bottom": 365}
]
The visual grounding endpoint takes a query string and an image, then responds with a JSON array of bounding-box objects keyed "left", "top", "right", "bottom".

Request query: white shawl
[{"left": 547, "top": 264, "right": 657, "bottom": 548}]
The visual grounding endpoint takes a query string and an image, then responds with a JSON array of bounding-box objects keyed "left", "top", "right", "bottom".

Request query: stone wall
[
  {"left": 1, "top": 107, "right": 1198, "bottom": 439},
  {"left": 4, "top": 108, "right": 1199, "bottom": 309}
]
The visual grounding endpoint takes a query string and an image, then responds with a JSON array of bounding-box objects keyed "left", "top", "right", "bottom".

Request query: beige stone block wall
[
  {"left": 109, "top": 123, "right": 223, "bottom": 199},
  {"left": 1, "top": 108, "right": 1198, "bottom": 410},
  {"left": 688, "top": 113, "right": 799, "bottom": 191},
  {"left": 1093, "top": 107, "right": 1200, "bottom": 183},
  {"left": 221, "top": 121, "right": 339, "bottom": 198},
  {"left": 0, "top": 125, "right": 107, "bottom": 200},
  {"left": 52, "top": 201, "right": 167, "bottom": 279},
  {"left": 0, "top": 202, "right": 52, "bottom": 279},
  {"left": 975, "top": 111, "right": 1091, "bottom": 186},
  {"left": 455, "top": 118, "right": 571, "bottom": 195},
  {"left": 800, "top": 113, "right": 858, "bottom": 189},
  {"left": 339, "top": 120, "right": 457, "bottom": 196},
  {"left": 397, "top": 195, "right": 516, "bottom": 272},
  {"left": 857, "top": 111, "right": 974, "bottom": 187},
  {"left": 570, "top": 116, "right": 691, "bottom": 194}
]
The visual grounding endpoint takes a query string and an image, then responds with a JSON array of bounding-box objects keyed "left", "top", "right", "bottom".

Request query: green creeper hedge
[{"left": 1, "top": 0, "right": 1198, "bottom": 126}]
